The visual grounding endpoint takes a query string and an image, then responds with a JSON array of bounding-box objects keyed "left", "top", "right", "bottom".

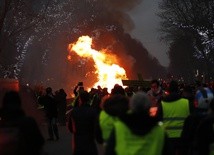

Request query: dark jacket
[
  {"left": 68, "top": 104, "right": 99, "bottom": 155},
  {"left": 0, "top": 108, "right": 45, "bottom": 155},
  {"left": 43, "top": 94, "right": 58, "bottom": 118},
  {"left": 194, "top": 114, "right": 214, "bottom": 155},
  {"left": 179, "top": 108, "right": 208, "bottom": 155}
]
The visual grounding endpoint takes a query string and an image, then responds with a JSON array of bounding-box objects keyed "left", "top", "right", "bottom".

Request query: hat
[
  {"left": 2, "top": 91, "right": 21, "bottom": 110},
  {"left": 130, "top": 92, "right": 151, "bottom": 114}
]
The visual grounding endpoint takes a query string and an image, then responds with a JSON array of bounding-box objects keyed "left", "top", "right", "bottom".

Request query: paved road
[
  {"left": 41, "top": 124, "right": 72, "bottom": 155},
  {"left": 40, "top": 124, "right": 104, "bottom": 155}
]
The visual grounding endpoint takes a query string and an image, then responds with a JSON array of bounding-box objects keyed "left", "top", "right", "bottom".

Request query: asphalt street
[
  {"left": 41, "top": 124, "right": 104, "bottom": 155},
  {"left": 41, "top": 124, "right": 72, "bottom": 155}
]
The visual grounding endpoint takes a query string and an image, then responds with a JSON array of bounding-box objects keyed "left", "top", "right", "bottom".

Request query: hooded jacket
[{"left": 105, "top": 112, "right": 168, "bottom": 155}]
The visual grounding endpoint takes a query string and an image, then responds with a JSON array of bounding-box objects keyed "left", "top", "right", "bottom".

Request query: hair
[
  {"left": 130, "top": 92, "right": 151, "bottom": 114},
  {"left": 2, "top": 91, "right": 22, "bottom": 110},
  {"left": 169, "top": 80, "right": 179, "bottom": 93},
  {"left": 151, "top": 79, "right": 160, "bottom": 87},
  {"left": 79, "top": 91, "right": 90, "bottom": 104},
  {"left": 59, "top": 88, "right": 65, "bottom": 93},
  {"left": 46, "top": 87, "right": 52, "bottom": 94},
  {"left": 111, "top": 84, "right": 125, "bottom": 96},
  {"left": 103, "top": 94, "right": 129, "bottom": 117}
]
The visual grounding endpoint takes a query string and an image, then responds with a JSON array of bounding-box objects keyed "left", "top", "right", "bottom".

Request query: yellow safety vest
[
  {"left": 115, "top": 120, "right": 165, "bottom": 155},
  {"left": 162, "top": 98, "right": 190, "bottom": 138},
  {"left": 99, "top": 110, "right": 116, "bottom": 141}
]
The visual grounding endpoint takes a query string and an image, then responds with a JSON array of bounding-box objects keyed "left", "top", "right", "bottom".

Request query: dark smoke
[
  {"left": 100, "top": 0, "right": 143, "bottom": 31},
  {"left": 62, "top": 0, "right": 166, "bottom": 91},
  {"left": 1, "top": 0, "right": 166, "bottom": 96}
]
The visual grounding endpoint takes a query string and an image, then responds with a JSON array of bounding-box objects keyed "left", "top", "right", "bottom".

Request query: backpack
[{"left": 196, "top": 87, "right": 214, "bottom": 109}]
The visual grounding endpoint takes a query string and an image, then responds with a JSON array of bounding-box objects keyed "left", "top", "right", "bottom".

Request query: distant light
[{"left": 26, "top": 83, "right": 29, "bottom": 86}]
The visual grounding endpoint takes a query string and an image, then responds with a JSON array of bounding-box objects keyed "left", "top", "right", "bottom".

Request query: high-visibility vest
[
  {"left": 115, "top": 120, "right": 165, "bottom": 155},
  {"left": 162, "top": 98, "right": 190, "bottom": 138},
  {"left": 99, "top": 110, "right": 116, "bottom": 141}
]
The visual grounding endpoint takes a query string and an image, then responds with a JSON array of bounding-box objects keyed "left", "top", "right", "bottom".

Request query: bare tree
[
  {"left": 0, "top": 0, "right": 52, "bottom": 78},
  {"left": 158, "top": 0, "right": 214, "bottom": 80}
]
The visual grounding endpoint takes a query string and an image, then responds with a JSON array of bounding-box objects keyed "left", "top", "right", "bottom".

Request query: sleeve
[
  {"left": 67, "top": 111, "right": 74, "bottom": 133},
  {"left": 105, "top": 129, "right": 116, "bottom": 155},
  {"left": 94, "top": 114, "right": 104, "bottom": 144},
  {"left": 156, "top": 102, "right": 163, "bottom": 121}
]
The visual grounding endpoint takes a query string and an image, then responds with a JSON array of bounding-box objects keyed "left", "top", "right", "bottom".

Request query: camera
[{"left": 78, "top": 82, "right": 83, "bottom": 86}]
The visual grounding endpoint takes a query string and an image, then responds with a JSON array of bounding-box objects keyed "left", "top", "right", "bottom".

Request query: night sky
[{"left": 128, "top": 0, "right": 169, "bottom": 67}]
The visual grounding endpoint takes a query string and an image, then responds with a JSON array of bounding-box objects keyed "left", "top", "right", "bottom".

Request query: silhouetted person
[
  {"left": 147, "top": 79, "right": 163, "bottom": 107},
  {"left": 43, "top": 87, "right": 59, "bottom": 141},
  {"left": 68, "top": 90, "right": 99, "bottom": 155},
  {"left": 193, "top": 98, "right": 214, "bottom": 155},
  {"left": 72, "top": 82, "right": 85, "bottom": 107},
  {"left": 99, "top": 85, "right": 128, "bottom": 144},
  {"left": 0, "top": 91, "right": 45, "bottom": 155},
  {"left": 55, "top": 89, "right": 67, "bottom": 126},
  {"left": 105, "top": 92, "right": 168, "bottom": 155},
  {"left": 157, "top": 80, "right": 190, "bottom": 155},
  {"left": 99, "top": 94, "right": 129, "bottom": 143},
  {"left": 179, "top": 85, "right": 210, "bottom": 155}
]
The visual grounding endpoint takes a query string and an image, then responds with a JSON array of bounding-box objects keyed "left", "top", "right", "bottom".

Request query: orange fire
[{"left": 67, "top": 35, "right": 128, "bottom": 90}]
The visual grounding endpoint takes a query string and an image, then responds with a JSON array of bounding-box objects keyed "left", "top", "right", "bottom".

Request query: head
[
  {"left": 102, "top": 94, "right": 129, "bottom": 117},
  {"left": 79, "top": 91, "right": 90, "bottom": 105},
  {"left": 130, "top": 92, "right": 151, "bottom": 115},
  {"left": 182, "top": 85, "right": 193, "bottom": 97},
  {"left": 169, "top": 80, "right": 179, "bottom": 93},
  {"left": 2, "top": 91, "right": 22, "bottom": 110},
  {"left": 59, "top": 89, "right": 65, "bottom": 93},
  {"left": 150, "top": 79, "right": 160, "bottom": 94},
  {"left": 46, "top": 87, "right": 52, "bottom": 94},
  {"left": 111, "top": 84, "right": 125, "bottom": 96}
]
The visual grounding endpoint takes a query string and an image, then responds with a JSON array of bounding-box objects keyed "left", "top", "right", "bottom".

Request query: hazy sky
[{"left": 128, "top": 0, "right": 169, "bottom": 67}]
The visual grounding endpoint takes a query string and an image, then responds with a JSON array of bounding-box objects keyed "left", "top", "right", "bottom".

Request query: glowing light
[{"left": 67, "top": 35, "right": 127, "bottom": 90}]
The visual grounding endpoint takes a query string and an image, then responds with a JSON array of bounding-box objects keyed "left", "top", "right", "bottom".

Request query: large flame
[{"left": 67, "top": 35, "right": 127, "bottom": 90}]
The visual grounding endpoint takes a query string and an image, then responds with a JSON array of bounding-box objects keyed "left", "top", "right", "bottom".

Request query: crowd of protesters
[
  {"left": 66, "top": 80, "right": 214, "bottom": 155},
  {"left": 1, "top": 79, "right": 214, "bottom": 155}
]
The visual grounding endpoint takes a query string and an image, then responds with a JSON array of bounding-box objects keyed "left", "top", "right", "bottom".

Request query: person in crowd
[
  {"left": 105, "top": 92, "right": 168, "bottom": 155},
  {"left": 99, "top": 94, "right": 129, "bottom": 144},
  {"left": 55, "top": 88, "right": 67, "bottom": 126},
  {"left": 99, "top": 84, "right": 128, "bottom": 143},
  {"left": 0, "top": 91, "right": 45, "bottom": 155},
  {"left": 157, "top": 80, "right": 190, "bottom": 155},
  {"left": 179, "top": 83, "right": 214, "bottom": 155},
  {"left": 147, "top": 79, "right": 163, "bottom": 107},
  {"left": 195, "top": 81, "right": 214, "bottom": 110},
  {"left": 110, "top": 84, "right": 126, "bottom": 96},
  {"left": 73, "top": 82, "right": 84, "bottom": 97},
  {"left": 181, "top": 84, "right": 195, "bottom": 113},
  {"left": 193, "top": 98, "right": 214, "bottom": 155},
  {"left": 72, "top": 82, "right": 85, "bottom": 107},
  {"left": 43, "top": 87, "right": 59, "bottom": 141},
  {"left": 124, "top": 87, "right": 134, "bottom": 98},
  {"left": 147, "top": 79, "right": 164, "bottom": 117},
  {"left": 68, "top": 90, "right": 99, "bottom": 155}
]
